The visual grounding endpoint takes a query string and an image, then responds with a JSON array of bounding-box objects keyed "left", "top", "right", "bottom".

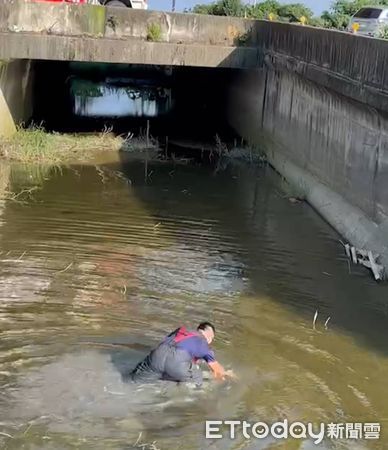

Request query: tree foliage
[
  {"left": 244, "top": 0, "right": 281, "bottom": 20},
  {"left": 192, "top": 0, "right": 313, "bottom": 22},
  {"left": 191, "top": 3, "right": 215, "bottom": 14},
  {"left": 220, "top": 0, "right": 245, "bottom": 16},
  {"left": 277, "top": 3, "right": 313, "bottom": 22},
  {"left": 190, "top": 0, "right": 388, "bottom": 31},
  {"left": 192, "top": 0, "right": 244, "bottom": 16},
  {"left": 320, "top": 10, "right": 348, "bottom": 29}
]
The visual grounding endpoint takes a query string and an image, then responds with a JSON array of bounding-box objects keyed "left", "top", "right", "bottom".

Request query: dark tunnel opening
[{"left": 32, "top": 60, "right": 243, "bottom": 148}]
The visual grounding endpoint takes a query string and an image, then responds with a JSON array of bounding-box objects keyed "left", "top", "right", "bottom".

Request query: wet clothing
[{"left": 130, "top": 327, "right": 215, "bottom": 386}]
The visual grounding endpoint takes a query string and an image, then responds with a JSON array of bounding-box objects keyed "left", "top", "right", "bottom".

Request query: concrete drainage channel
[{"left": 1, "top": 2, "right": 388, "bottom": 281}]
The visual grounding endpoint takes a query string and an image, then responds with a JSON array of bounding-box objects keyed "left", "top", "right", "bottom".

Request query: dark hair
[{"left": 197, "top": 322, "right": 215, "bottom": 334}]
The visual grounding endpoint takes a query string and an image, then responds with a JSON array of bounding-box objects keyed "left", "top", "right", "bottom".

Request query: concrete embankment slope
[{"left": 228, "top": 24, "right": 388, "bottom": 276}]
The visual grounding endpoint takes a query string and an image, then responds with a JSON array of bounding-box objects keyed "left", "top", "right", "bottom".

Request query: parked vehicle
[
  {"left": 31, "top": 0, "right": 88, "bottom": 3},
  {"left": 98, "top": 0, "right": 147, "bottom": 8},
  {"left": 348, "top": 6, "right": 388, "bottom": 37},
  {"left": 31, "top": 0, "right": 147, "bottom": 8}
]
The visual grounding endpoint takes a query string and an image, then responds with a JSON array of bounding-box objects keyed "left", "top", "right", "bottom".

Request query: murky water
[{"left": 0, "top": 153, "right": 388, "bottom": 449}]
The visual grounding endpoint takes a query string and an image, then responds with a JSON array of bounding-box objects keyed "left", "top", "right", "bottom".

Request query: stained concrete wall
[
  {"left": 0, "top": 1, "right": 256, "bottom": 46},
  {"left": 0, "top": 1, "right": 106, "bottom": 37},
  {"left": 230, "top": 21, "right": 388, "bottom": 221},
  {"left": 229, "top": 67, "right": 388, "bottom": 270},
  {"left": 0, "top": 33, "right": 260, "bottom": 68},
  {"left": 0, "top": 60, "right": 34, "bottom": 138},
  {"left": 101, "top": 8, "right": 256, "bottom": 45},
  {"left": 256, "top": 22, "right": 388, "bottom": 113},
  {"left": 0, "top": 1, "right": 260, "bottom": 68},
  {"left": 224, "top": 22, "right": 388, "bottom": 273}
]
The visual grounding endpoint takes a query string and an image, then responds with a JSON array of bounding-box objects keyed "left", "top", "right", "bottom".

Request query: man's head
[{"left": 197, "top": 322, "right": 215, "bottom": 344}]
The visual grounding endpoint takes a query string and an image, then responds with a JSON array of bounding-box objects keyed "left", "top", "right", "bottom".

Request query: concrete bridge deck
[{"left": 0, "top": 31, "right": 261, "bottom": 68}]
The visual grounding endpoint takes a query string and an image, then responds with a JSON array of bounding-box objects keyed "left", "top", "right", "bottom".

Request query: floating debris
[
  {"left": 313, "top": 310, "right": 318, "bottom": 330},
  {"left": 343, "top": 243, "right": 384, "bottom": 281},
  {"left": 56, "top": 262, "right": 73, "bottom": 274},
  {"left": 0, "top": 431, "right": 13, "bottom": 438}
]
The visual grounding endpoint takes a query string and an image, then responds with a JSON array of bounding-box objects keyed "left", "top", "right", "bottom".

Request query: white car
[
  {"left": 348, "top": 6, "right": 388, "bottom": 36},
  {"left": 98, "top": 0, "right": 147, "bottom": 8}
]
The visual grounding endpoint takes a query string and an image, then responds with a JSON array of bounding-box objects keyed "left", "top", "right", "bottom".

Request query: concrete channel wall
[
  {"left": 253, "top": 21, "right": 388, "bottom": 113},
  {"left": 0, "top": 0, "right": 256, "bottom": 46},
  {"left": 228, "top": 26, "right": 388, "bottom": 273}
]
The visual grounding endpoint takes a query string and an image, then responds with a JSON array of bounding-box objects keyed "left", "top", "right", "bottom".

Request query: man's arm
[{"left": 197, "top": 342, "right": 236, "bottom": 381}]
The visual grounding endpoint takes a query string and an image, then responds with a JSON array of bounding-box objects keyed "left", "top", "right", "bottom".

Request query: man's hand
[
  {"left": 208, "top": 361, "right": 226, "bottom": 380},
  {"left": 224, "top": 369, "right": 238, "bottom": 380},
  {"left": 208, "top": 362, "right": 237, "bottom": 381}
]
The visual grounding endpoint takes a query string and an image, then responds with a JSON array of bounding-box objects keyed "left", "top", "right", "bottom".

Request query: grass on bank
[
  {"left": 121, "top": 128, "right": 158, "bottom": 152},
  {"left": 0, "top": 126, "right": 126, "bottom": 163},
  {"left": 146, "top": 23, "right": 163, "bottom": 42}
]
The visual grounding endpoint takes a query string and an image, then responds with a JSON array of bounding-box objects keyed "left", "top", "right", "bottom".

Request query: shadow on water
[
  {"left": 205, "top": 20, "right": 388, "bottom": 360},
  {"left": 115, "top": 152, "right": 388, "bottom": 360},
  {"left": 2, "top": 155, "right": 388, "bottom": 359}
]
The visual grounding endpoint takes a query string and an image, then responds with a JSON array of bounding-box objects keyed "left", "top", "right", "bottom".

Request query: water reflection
[
  {"left": 72, "top": 83, "right": 172, "bottom": 118},
  {"left": 0, "top": 158, "right": 387, "bottom": 449}
]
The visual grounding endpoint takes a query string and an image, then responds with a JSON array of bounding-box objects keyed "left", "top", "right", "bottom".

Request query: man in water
[{"left": 130, "top": 322, "right": 234, "bottom": 386}]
